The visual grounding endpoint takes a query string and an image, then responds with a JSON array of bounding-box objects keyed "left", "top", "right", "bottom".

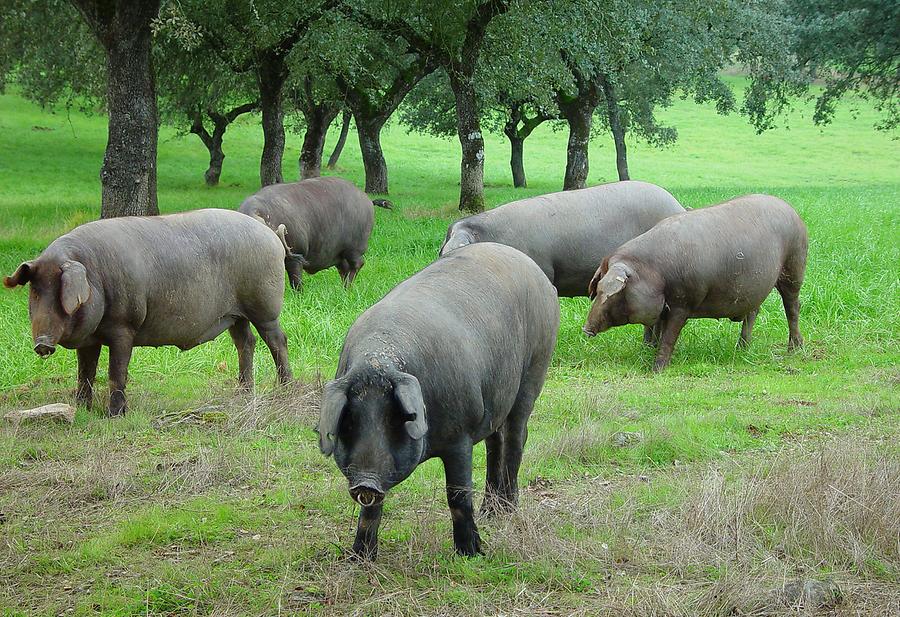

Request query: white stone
[{"left": 4, "top": 403, "right": 76, "bottom": 425}]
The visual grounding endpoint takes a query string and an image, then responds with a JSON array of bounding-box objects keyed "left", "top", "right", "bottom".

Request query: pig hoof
[
  {"left": 454, "top": 533, "right": 483, "bottom": 557},
  {"left": 107, "top": 402, "right": 127, "bottom": 417},
  {"left": 75, "top": 392, "right": 93, "bottom": 410},
  {"left": 480, "top": 496, "right": 514, "bottom": 517},
  {"left": 788, "top": 336, "right": 804, "bottom": 351},
  {"left": 350, "top": 542, "right": 378, "bottom": 561}
]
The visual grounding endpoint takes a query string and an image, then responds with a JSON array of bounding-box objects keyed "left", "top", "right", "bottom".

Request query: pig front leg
[
  {"left": 443, "top": 445, "right": 482, "bottom": 557},
  {"left": 75, "top": 343, "right": 101, "bottom": 409},
  {"left": 643, "top": 321, "right": 663, "bottom": 348},
  {"left": 351, "top": 502, "right": 384, "bottom": 560},
  {"left": 652, "top": 310, "right": 688, "bottom": 372},
  {"left": 107, "top": 334, "right": 134, "bottom": 417}
]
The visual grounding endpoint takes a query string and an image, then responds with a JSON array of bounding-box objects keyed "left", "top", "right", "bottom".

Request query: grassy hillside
[{"left": 0, "top": 77, "right": 898, "bottom": 615}]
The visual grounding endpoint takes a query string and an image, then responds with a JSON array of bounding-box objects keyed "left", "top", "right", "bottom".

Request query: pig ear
[
  {"left": 317, "top": 379, "right": 348, "bottom": 456},
  {"left": 4, "top": 261, "right": 34, "bottom": 288},
  {"left": 599, "top": 268, "right": 628, "bottom": 299},
  {"left": 60, "top": 261, "right": 90, "bottom": 315},
  {"left": 393, "top": 372, "right": 427, "bottom": 440},
  {"left": 588, "top": 257, "right": 611, "bottom": 300}
]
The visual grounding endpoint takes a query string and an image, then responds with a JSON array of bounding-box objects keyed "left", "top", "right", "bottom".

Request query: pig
[
  {"left": 4, "top": 209, "right": 293, "bottom": 416},
  {"left": 317, "top": 242, "right": 560, "bottom": 559},
  {"left": 238, "top": 176, "right": 390, "bottom": 290},
  {"left": 440, "top": 181, "right": 685, "bottom": 297},
  {"left": 582, "top": 194, "right": 808, "bottom": 371}
]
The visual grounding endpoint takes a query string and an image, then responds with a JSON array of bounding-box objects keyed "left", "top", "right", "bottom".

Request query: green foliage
[
  {"left": 400, "top": 70, "right": 458, "bottom": 138},
  {"left": 789, "top": 0, "right": 900, "bottom": 131},
  {"left": 0, "top": 0, "right": 104, "bottom": 109}
]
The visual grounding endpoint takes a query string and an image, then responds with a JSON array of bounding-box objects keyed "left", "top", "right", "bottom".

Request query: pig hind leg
[
  {"left": 485, "top": 375, "right": 546, "bottom": 513},
  {"left": 252, "top": 319, "right": 293, "bottom": 384},
  {"left": 228, "top": 319, "right": 257, "bottom": 389},
  {"left": 76, "top": 343, "right": 102, "bottom": 409},
  {"left": 481, "top": 430, "right": 509, "bottom": 515},
  {"left": 776, "top": 281, "right": 803, "bottom": 350},
  {"left": 338, "top": 253, "right": 365, "bottom": 288},
  {"left": 738, "top": 309, "right": 759, "bottom": 349},
  {"left": 776, "top": 253, "right": 805, "bottom": 350},
  {"left": 285, "top": 258, "right": 304, "bottom": 291}
]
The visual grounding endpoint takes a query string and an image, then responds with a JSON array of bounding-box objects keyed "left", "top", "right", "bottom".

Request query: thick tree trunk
[
  {"left": 559, "top": 100, "right": 595, "bottom": 191},
  {"left": 450, "top": 73, "right": 485, "bottom": 213},
  {"left": 327, "top": 110, "right": 351, "bottom": 170},
  {"left": 299, "top": 106, "right": 339, "bottom": 180},
  {"left": 258, "top": 52, "right": 286, "bottom": 187},
  {"left": 600, "top": 75, "right": 629, "bottom": 181},
  {"left": 356, "top": 117, "right": 388, "bottom": 194},
  {"left": 72, "top": 0, "right": 162, "bottom": 218},
  {"left": 509, "top": 136, "right": 526, "bottom": 188}
]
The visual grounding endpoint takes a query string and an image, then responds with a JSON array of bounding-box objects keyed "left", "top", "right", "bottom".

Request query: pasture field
[{"left": 0, "top": 78, "right": 898, "bottom": 615}]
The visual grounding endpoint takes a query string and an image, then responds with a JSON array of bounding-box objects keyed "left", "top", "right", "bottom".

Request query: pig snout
[
  {"left": 582, "top": 325, "right": 597, "bottom": 337},
  {"left": 349, "top": 480, "right": 385, "bottom": 507},
  {"left": 33, "top": 336, "right": 57, "bottom": 357}
]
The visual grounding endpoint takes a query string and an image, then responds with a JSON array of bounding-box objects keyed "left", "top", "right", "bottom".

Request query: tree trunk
[
  {"left": 356, "top": 117, "right": 388, "bottom": 194},
  {"left": 299, "top": 106, "right": 339, "bottom": 180},
  {"left": 71, "top": 0, "right": 161, "bottom": 218},
  {"left": 203, "top": 130, "right": 225, "bottom": 187},
  {"left": 190, "top": 103, "right": 256, "bottom": 188},
  {"left": 559, "top": 100, "right": 595, "bottom": 191},
  {"left": 258, "top": 51, "right": 287, "bottom": 187},
  {"left": 509, "top": 136, "right": 526, "bottom": 188},
  {"left": 189, "top": 121, "right": 225, "bottom": 187},
  {"left": 449, "top": 72, "right": 485, "bottom": 213},
  {"left": 327, "top": 110, "right": 351, "bottom": 169},
  {"left": 600, "top": 75, "right": 629, "bottom": 181}
]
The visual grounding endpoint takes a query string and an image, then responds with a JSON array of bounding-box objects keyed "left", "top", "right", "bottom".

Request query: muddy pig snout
[
  {"left": 349, "top": 481, "right": 385, "bottom": 507},
  {"left": 33, "top": 336, "right": 57, "bottom": 357}
]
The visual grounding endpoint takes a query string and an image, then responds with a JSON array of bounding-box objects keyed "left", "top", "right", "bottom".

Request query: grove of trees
[{"left": 0, "top": 0, "right": 896, "bottom": 217}]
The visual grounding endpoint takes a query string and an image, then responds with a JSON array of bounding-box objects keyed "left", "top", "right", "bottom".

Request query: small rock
[
  {"left": 774, "top": 578, "right": 841, "bottom": 610},
  {"left": 4, "top": 403, "right": 75, "bottom": 425},
  {"left": 611, "top": 431, "right": 642, "bottom": 447}
]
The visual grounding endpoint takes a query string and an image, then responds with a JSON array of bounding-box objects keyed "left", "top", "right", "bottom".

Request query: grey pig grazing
[
  {"left": 583, "top": 194, "right": 807, "bottom": 371},
  {"left": 317, "top": 242, "right": 560, "bottom": 560},
  {"left": 440, "top": 181, "right": 685, "bottom": 297},
  {"left": 4, "top": 209, "right": 293, "bottom": 416},
  {"left": 239, "top": 176, "right": 390, "bottom": 290}
]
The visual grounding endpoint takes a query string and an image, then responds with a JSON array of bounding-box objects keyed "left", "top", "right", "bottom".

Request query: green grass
[{"left": 0, "top": 76, "right": 898, "bottom": 615}]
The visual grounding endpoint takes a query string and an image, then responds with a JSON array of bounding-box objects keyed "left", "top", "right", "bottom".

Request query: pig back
[
  {"left": 340, "top": 243, "right": 559, "bottom": 441},
  {"left": 462, "top": 181, "right": 684, "bottom": 296},
  {"left": 64, "top": 209, "right": 285, "bottom": 344},
  {"left": 239, "top": 177, "right": 373, "bottom": 272},
  {"left": 620, "top": 195, "right": 806, "bottom": 317}
]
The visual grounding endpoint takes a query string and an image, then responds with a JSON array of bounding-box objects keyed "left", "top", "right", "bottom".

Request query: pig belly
[
  {"left": 134, "top": 312, "right": 239, "bottom": 349},
  {"left": 691, "top": 285, "right": 775, "bottom": 319}
]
